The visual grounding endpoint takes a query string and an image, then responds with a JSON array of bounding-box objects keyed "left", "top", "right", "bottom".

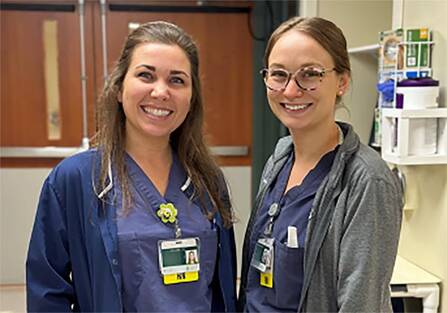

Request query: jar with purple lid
[{"left": 395, "top": 77, "right": 439, "bottom": 109}]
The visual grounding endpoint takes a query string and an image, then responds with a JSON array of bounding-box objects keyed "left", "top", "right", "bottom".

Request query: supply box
[{"left": 379, "top": 27, "right": 432, "bottom": 71}]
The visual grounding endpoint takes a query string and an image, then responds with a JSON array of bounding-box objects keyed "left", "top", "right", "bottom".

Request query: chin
[
  {"left": 279, "top": 117, "right": 311, "bottom": 131},
  {"left": 141, "top": 127, "right": 172, "bottom": 140}
]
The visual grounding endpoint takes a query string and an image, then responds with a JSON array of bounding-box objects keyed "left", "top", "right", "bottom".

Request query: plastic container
[
  {"left": 396, "top": 78, "right": 439, "bottom": 109},
  {"left": 408, "top": 118, "right": 437, "bottom": 155},
  {"left": 437, "top": 119, "right": 447, "bottom": 155}
]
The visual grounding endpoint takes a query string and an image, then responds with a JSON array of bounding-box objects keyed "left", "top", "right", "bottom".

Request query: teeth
[
  {"left": 142, "top": 107, "right": 171, "bottom": 117},
  {"left": 284, "top": 103, "right": 310, "bottom": 111}
]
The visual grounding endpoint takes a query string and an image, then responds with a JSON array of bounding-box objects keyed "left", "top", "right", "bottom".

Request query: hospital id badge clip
[
  {"left": 158, "top": 237, "right": 200, "bottom": 285},
  {"left": 251, "top": 238, "right": 274, "bottom": 288}
]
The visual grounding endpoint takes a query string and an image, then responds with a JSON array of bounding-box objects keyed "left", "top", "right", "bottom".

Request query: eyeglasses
[{"left": 260, "top": 66, "right": 336, "bottom": 92}]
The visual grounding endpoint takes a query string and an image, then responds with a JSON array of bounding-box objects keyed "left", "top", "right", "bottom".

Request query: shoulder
[
  {"left": 337, "top": 123, "right": 397, "bottom": 187},
  {"left": 346, "top": 144, "right": 395, "bottom": 185},
  {"left": 273, "top": 136, "right": 294, "bottom": 159},
  {"left": 36, "top": 150, "right": 101, "bottom": 216},
  {"left": 263, "top": 135, "right": 293, "bottom": 174},
  {"left": 47, "top": 149, "right": 99, "bottom": 186},
  {"left": 338, "top": 143, "right": 402, "bottom": 208}
]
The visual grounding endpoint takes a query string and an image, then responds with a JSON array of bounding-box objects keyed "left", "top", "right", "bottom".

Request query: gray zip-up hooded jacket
[{"left": 238, "top": 122, "right": 403, "bottom": 312}]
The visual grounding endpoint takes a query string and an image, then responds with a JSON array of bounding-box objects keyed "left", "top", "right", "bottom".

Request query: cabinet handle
[
  {"left": 0, "top": 144, "right": 248, "bottom": 158},
  {"left": 78, "top": 0, "right": 89, "bottom": 146}
]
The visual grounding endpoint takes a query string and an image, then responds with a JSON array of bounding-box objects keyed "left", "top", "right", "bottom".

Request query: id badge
[
  {"left": 158, "top": 237, "right": 200, "bottom": 285},
  {"left": 250, "top": 238, "right": 274, "bottom": 288}
]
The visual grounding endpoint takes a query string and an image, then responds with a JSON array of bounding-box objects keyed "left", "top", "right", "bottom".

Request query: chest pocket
[
  {"left": 266, "top": 240, "right": 304, "bottom": 311},
  {"left": 118, "top": 232, "right": 146, "bottom": 293}
]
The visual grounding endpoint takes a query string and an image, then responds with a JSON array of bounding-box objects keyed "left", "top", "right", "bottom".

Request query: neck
[
  {"left": 125, "top": 134, "right": 173, "bottom": 196},
  {"left": 125, "top": 134, "right": 172, "bottom": 167},
  {"left": 289, "top": 122, "right": 339, "bottom": 164}
]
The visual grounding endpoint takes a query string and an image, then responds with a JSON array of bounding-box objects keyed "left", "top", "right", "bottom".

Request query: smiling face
[
  {"left": 266, "top": 30, "right": 349, "bottom": 133},
  {"left": 119, "top": 42, "right": 192, "bottom": 146}
]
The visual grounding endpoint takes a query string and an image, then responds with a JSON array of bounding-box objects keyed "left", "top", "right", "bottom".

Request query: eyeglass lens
[{"left": 264, "top": 68, "right": 324, "bottom": 91}]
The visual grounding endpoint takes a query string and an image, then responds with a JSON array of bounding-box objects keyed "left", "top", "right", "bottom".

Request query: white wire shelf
[{"left": 348, "top": 44, "right": 380, "bottom": 54}]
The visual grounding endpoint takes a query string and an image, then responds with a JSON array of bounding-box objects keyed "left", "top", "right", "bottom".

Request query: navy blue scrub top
[
  {"left": 246, "top": 148, "right": 337, "bottom": 312},
  {"left": 117, "top": 153, "right": 218, "bottom": 312}
]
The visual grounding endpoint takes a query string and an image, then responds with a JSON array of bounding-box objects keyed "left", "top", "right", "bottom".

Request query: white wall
[
  {"left": 0, "top": 168, "right": 51, "bottom": 283},
  {"left": 221, "top": 166, "right": 252, "bottom": 278},
  {"left": 301, "top": 0, "right": 393, "bottom": 144},
  {"left": 396, "top": 1, "right": 447, "bottom": 311}
]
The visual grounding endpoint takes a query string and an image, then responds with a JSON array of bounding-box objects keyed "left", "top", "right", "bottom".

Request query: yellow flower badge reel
[{"left": 157, "top": 203, "right": 177, "bottom": 224}]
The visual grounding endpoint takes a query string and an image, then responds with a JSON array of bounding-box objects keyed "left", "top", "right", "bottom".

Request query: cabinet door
[
  {"left": 1, "top": 1, "right": 252, "bottom": 167},
  {"left": 0, "top": 1, "right": 97, "bottom": 167}
]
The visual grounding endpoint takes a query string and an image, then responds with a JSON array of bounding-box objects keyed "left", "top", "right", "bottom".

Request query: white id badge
[
  {"left": 250, "top": 238, "right": 274, "bottom": 273},
  {"left": 158, "top": 237, "right": 200, "bottom": 275},
  {"left": 158, "top": 237, "right": 201, "bottom": 285}
]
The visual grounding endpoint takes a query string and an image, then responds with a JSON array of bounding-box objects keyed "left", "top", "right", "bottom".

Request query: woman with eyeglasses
[{"left": 238, "top": 17, "right": 402, "bottom": 313}]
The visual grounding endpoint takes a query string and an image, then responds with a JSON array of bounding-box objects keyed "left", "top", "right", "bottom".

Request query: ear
[
  {"left": 337, "top": 72, "right": 350, "bottom": 95},
  {"left": 117, "top": 90, "right": 123, "bottom": 103}
]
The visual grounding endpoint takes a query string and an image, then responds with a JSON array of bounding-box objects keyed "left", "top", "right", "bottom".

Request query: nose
[
  {"left": 150, "top": 81, "right": 169, "bottom": 101},
  {"left": 282, "top": 79, "right": 304, "bottom": 99}
]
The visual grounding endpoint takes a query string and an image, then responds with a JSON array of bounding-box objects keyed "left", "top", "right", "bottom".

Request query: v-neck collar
[
  {"left": 125, "top": 152, "right": 187, "bottom": 210},
  {"left": 273, "top": 147, "right": 339, "bottom": 204}
]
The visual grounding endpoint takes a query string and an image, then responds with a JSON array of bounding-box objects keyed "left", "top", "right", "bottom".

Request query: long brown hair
[
  {"left": 264, "top": 16, "right": 351, "bottom": 104},
  {"left": 92, "top": 21, "right": 233, "bottom": 227}
]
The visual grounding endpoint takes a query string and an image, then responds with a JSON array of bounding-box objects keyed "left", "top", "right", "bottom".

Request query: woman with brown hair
[
  {"left": 238, "top": 16, "right": 402, "bottom": 312},
  {"left": 26, "top": 21, "right": 236, "bottom": 312}
]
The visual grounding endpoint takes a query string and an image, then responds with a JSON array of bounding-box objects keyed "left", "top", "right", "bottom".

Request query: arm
[
  {"left": 337, "top": 177, "right": 402, "bottom": 312},
  {"left": 26, "top": 179, "right": 75, "bottom": 312},
  {"left": 212, "top": 224, "right": 237, "bottom": 313}
]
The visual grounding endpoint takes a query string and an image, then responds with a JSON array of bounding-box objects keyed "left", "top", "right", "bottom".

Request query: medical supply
[
  {"left": 406, "top": 28, "right": 430, "bottom": 68},
  {"left": 287, "top": 226, "right": 299, "bottom": 248},
  {"left": 396, "top": 78, "right": 439, "bottom": 109}
]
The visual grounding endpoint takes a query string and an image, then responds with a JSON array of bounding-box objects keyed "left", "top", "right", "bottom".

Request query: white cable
[
  {"left": 180, "top": 177, "right": 191, "bottom": 192},
  {"left": 98, "top": 161, "right": 113, "bottom": 199}
]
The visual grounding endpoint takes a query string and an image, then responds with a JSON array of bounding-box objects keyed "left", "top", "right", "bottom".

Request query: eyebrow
[
  {"left": 269, "top": 62, "right": 325, "bottom": 69},
  {"left": 136, "top": 64, "right": 190, "bottom": 77}
]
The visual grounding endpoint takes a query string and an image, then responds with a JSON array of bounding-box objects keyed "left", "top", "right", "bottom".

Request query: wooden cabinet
[{"left": 1, "top": 0, "right": 253, "bottom": 166}]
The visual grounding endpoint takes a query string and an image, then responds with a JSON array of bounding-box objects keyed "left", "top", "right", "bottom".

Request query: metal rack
[{"left": 378, "top": 40, "right": 435, "bottom": 109}]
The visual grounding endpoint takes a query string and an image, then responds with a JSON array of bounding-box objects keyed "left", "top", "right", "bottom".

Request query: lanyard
[
  {"left": 262, "top": 154, "right": 293, "bottom": 237},
  {"left": 263, "top": 202, "right": 281, "bottom": 237}
]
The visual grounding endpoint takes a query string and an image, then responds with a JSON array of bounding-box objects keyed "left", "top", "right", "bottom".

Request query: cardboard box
[
  {"left": 380, "top": 29, "right": 404, "bottom": 69},
  {"left": 405, "top": 28, "right": 431, "bottom": 68}
]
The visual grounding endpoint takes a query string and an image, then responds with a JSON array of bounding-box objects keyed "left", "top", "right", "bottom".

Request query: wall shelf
[
  {"left": 382, "top": 153, "right": 447, "bottom": 165},
  {"left": 348, "top": 43, "right": 380, "bottom": 54},
  {"left": 381, "top": 108, "right": 447, "bottom": 165},
  {"left": 382, "top": 108, "right": 447, "bottom": 118}
]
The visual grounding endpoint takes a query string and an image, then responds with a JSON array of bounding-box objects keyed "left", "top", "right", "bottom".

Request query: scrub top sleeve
[
  {"left": 228, "top": 225, "right": 237, "bottom": 283},
  {"left": 336, "top": 177, "right": 402, "bottom": 313},
  {"left": 214, "top": 225, "right": 237, "bottom": 313},
  {"left": 26, "top": 178, "right": 75, "bottom": 312},
  {"left": 220, "top": 181, "right": 237, "bottom": 285}
]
